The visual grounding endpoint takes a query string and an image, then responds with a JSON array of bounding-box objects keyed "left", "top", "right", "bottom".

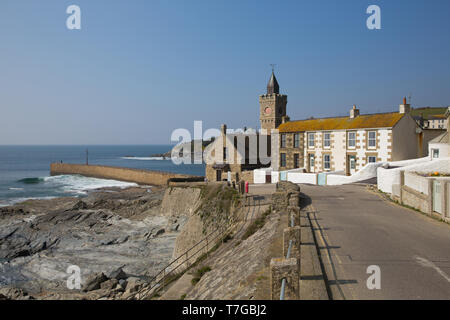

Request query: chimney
[
  {"left": 350, "top": 105, "right": 360, "bottom": 119},
  {"left": 399, "top": 97, "right": 411, "bottom": 114}
]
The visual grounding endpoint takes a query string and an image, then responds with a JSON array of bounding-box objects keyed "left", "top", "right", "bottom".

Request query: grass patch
[
  {"left": 191, "top": 266, "right": 211, "bottom": 285},
  {"left": 179, "top": 293, "right": 187, "bottom": 300},
  {"left": 242, "top": 206, "right": 272, "bottom": 240}
]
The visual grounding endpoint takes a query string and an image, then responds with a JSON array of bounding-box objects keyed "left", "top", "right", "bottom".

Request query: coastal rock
[
  {"left": 125, "top": 277, "right": 145, "bottom": 293},
  {"left": 82, "top": 272, "right": 108, "bottom": 292},
  {"left": 100, "top": 279, "right": 119, "bottom": 291},
  {"left": 108, "top": 267, "right": 127, "bottom": 281},
  {"left": 0, "top": 287, "right": 34, "bottom": 300}
]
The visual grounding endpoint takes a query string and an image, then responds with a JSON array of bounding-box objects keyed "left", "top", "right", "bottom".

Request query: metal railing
[
  {"left": 280, "top": 213, "right": 296, "bottom": 300},
  {"left": 133, "top": 195, "right": 261, "bottom": 299}
]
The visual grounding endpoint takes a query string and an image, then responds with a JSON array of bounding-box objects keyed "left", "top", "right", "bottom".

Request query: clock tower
[{"left": 259, "top": 71, "right": 288, "bottom": 133}]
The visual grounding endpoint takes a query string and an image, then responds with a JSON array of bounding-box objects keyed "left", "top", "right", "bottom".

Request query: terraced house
[{"left": 276, "top": 99, "right": 427, "bottom": 175}]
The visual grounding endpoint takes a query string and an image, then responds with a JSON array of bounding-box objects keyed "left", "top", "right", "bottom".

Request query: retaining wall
[{"left": 50, "top": 163, "right": 200, "bottom": 186}]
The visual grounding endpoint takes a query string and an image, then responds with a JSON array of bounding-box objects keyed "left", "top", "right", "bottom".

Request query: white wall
[
  {"left": 327, "top": 162, "right": 385, "bottom": 185},
  {"left": 287, "top": 172, "right": 317, "bottom": 184},
  {"left": 377, "top": 158, "right": 450, "bottom": 194},
  {"left": 404, "top": 172, "right": 430, "bottom": 195}
]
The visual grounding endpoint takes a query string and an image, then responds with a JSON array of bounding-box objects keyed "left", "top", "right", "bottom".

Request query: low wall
[
  {"left": 50, "top": 163, "right": 201, "bottom": 186},
  {"left": 404, "top": 172, "right": 430, "bottom": 195},
  {"left": 287, "top": 172, "right": 317, "bottom": 185},
  {"left": 401, "top": 185, "right": 432, "bottom": 214}
]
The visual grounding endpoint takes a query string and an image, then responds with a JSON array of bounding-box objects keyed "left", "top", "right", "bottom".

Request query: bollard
[{"left": 270, "top": 258, "right": 299, "bottom": 300}]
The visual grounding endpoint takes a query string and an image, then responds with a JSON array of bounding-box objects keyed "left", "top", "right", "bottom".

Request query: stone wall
[
  {"left": 401, "top": 185, "right": 432, "bottom": 214},
  {"left": 240, "top": 170, "right": 254, "bottom": 184},
  {"left": 50, "top": 163, "right": 199, "bottom": 186}
]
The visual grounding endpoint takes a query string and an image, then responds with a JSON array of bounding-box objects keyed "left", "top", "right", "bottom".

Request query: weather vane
[{"left": 270, "top": 64, "right": 276, "bottom": 73}]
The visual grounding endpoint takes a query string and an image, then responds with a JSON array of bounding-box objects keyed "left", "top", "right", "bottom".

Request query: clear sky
[{"left": 1, "top": 0, "right": 449, "bottom": 145}]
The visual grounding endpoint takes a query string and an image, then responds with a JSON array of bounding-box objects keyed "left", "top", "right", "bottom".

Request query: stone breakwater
[{"left": 50, "top": 163, "right": 202, "bottom": 186}]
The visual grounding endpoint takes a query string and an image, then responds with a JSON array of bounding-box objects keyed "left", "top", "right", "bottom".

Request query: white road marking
[{"left": 415, "top": 256, "right": 450, "bottom": 283}]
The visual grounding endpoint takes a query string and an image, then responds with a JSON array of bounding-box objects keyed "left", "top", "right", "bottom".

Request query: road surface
[{"left": 300, "top": 184, "right": 450, "bottom": 300}]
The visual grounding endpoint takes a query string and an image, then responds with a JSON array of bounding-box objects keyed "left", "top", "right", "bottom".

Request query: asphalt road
[{"left": 300, "top": 184, "right": 450, "bottom": 300}]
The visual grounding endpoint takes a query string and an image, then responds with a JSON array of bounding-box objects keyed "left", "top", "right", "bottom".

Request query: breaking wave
[{"left": 43, "top": 175, "right": 138, "bottom": 195}]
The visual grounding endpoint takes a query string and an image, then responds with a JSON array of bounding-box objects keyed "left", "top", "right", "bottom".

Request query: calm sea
[{"left": 0, "top": 145, "right": 205, "bottom": 206}]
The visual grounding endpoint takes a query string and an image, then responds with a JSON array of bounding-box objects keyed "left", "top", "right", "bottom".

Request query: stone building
[
  {"left": 205, "top": 72, "right": 443, "bottom": 181},
  {"left": 275, "top": 98, "right": 439, "bottom": 175},
  {"left": 204, "top": 72, "right": 284, "bottom": 182},
  {"left": 204, "top": 125, "right": 271, "bottom": 182}
]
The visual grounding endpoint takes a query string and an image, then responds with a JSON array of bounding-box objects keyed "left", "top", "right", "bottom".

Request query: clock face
[{"left": 264, "top": 107, "right": 272, "bottom": 115}]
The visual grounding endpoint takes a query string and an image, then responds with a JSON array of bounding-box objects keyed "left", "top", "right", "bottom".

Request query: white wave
[
  {"left": 9, "top": 188, "right": 24, "bottom": 191},
  {"left": 43, "top": 175, "right": 137, "bottom": 194},
  {"left": 120, "top": 156, "right": 169, "bottom": 161}
]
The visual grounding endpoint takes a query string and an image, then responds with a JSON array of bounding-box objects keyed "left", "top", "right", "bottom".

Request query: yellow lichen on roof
[{"left": 278, "top": 112, "right": 405, "bottom": 132}]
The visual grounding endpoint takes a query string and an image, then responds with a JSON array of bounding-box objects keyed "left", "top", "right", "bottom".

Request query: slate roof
[{"left": 278, "top": 112, "right": 405, "bottom": 133}]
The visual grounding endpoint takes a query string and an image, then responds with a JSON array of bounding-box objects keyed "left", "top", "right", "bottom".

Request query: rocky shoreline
[{"left": 0, "top": 185, "right": 183, "bottom": 300}]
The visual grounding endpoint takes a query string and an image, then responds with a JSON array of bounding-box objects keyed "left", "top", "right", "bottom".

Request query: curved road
[{"left": 301, "top": 184, "right": 450, "bottom": 300}]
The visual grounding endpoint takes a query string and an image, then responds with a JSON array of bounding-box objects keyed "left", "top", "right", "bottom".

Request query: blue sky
[{"left": 1, "top": 0, "right": 449, "bottom": 145}]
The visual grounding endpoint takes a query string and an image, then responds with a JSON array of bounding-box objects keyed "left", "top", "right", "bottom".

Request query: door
[
  {"left": 348, "top": 155, "right": 356, "bottom": 175},
  {"left": 433, "top": 180, "right": 442, "bottom": 214},
  {"left": 280, "top": 171, "right": 287, "bottom": 181},
  {"left": 318, "top": 173, "right": 327, "bottom": 185},
  {"left": 265, "top": 173, "right": 272, "bottom": 184},
  {"left": 309, "top": 154, "right": 315, "bottom": 173},
  {"left": 216, "top": 170, "right": 222, "bottom": 182}
]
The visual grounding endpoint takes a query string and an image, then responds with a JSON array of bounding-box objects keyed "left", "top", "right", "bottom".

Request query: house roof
[
  {"left": 278, "top": 112, "right": 405, "bottom": 133},
  {"left": 430, "top": 131, "right": 449, "bottom": 144}
]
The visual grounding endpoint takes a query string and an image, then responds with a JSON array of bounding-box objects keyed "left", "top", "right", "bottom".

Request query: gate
[
  {"left": 433, "top": 180, "right": 442, "bottom": 214},
  {"left": 318, "top": 173, "right": 327, "bottom": 186}
]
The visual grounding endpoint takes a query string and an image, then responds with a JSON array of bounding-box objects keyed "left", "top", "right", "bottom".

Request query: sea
[{"left": 0, "top": 145, "right": 205, "bottom": 207}]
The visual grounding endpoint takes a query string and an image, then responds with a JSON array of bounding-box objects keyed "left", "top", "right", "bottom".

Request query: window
[
  {"left": 280, "top": 153, "right": 286, "bottom": 167},
  {"left": 294, "top": 134, "right": 300, "bottom": 148},
  {"left": 348, "top": 132, "right": 356, "bottom": 148},
  {"left": 223, "top": 147, "right": 227, "bottom": 161},
  {"left": 368, "top": 131, "right": 376, "bottom": 148},
  {"left": 308, "top": 133, "right": 315, "bottom": 148},
  {"left": 368, "top": 156, "right": 376, "bottom": 163},
  {"left": 323, "top": 154, "right": 331, "bottom": 170},
  {"left": 281, "top": 134, "right": 286, "bottom": 148},
  {"left": 432, "top": 149, "right": 440, "bottom": 159},
  {"left": 323, "top": 132, "right": 331, "bottom": 148},
  {"left": 294, "top": 154, "right": 300, "bottom": 168}
]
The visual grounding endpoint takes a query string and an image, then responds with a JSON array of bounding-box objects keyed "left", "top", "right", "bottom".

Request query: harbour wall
[{"left": 50, "top": 163, "right": 202, "bottom": 186}]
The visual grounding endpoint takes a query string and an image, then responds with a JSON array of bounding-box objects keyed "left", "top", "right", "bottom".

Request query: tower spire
[{"left": 267, "top": 69, "right": 279, "bottom": 95}]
